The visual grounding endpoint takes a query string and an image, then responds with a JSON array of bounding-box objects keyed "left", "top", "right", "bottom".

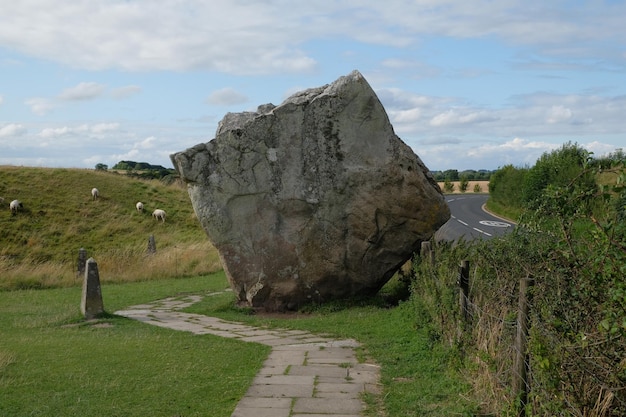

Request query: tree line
[
  {"left": 95, "top": 160, "right": 177, "bottom": 181},
  {"left": 430, "top": 169, "right": 494, "bottom": 181}
]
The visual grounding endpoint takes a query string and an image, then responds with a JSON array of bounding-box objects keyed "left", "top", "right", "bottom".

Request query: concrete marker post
[{"left": 81, "top": 257, "right": 104, "bottom": 320}]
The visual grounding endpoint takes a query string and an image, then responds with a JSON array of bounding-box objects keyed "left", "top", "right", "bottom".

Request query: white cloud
[
  {"left": 207, "top": 88, "right": 249, "bottom": 106},
  {"left": 380, "top": 59, "right": 441, "bottom": 78},
  {"left": 110, "top": 85, "right": 142, "bottom": 99},
  {"left": 430, "top": 109, "right": 499, "bottom": 127},
  {"left": 38, "top": 123, "right": 120, "bottom": 140},
  {"left": 583, "top": 140, "right": 619, "bottom": 158},
  {"left": 58, "top": 82, "right": 105, "bottom": 100},
  {"left": 138, "top": 136, "right": 156, "bottom": 149},
  {"left": 39, "top": 126, "right": 81, "bottom": 139},
  {"left": 391, "top": 108, "right": 422, "bottom": 124},
  {"left": 25, "top": 97, "right": 55, "bottom": 115},
  {"left": 112, "top": 136, "right": 161, "bottom": 162},
  {"left": 546, "top": 105, "right": 572, "bottom": 124},
  {"left": 1, "top": 1, "right": 624, "bottom": 74},
  {"left": 0, "top": 123, "right": 27, "bottom": 137},
  {"left": 380, "top": 88, "right": 626, "bottom": 142},
  {"left": 415, "top": 137, "right": 561, "bottom": 171}
]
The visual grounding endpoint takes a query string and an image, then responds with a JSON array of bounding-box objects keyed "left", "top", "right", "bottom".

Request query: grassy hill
[{"left": 0, "top": 166, "right": 221, "bottom": 290}]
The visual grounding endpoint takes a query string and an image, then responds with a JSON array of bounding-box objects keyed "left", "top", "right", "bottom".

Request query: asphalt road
[{"left": 434, "top": 194, "right": 515, "bottom": 241}]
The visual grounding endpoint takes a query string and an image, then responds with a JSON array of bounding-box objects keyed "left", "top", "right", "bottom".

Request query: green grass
[
  {"left": 1, "top": 270, "right": 478, "bottom": 416},
  {"left": 184, "top": 279, "right": 479, "bottom": 416},
  {"left": 484, "top": 198, "right": 522, "bottom": 223},
  {"left": 0, "top": 272, "right": 271, "bottom": 417},
  {"left": 1, "top": 166, "right": 479, "bottom": 415},
  {"left": 0, "top": 166, "right": 220, "bottom": 289}
]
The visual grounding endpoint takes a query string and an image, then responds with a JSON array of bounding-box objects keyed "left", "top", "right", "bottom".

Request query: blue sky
[{"left": 1, "top": 0, "right": 624, "bottom": 171}]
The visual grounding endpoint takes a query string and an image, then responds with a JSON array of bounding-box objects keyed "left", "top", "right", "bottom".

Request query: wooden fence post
[
  {"left": 513, "top": 276, "right": 534, "bottom": 416},
  {"left": 420, "top": 241, "right": 435, "bottom": 265},
  {"left": 458, "top": 260, "right": 470, "bottom": 322}
]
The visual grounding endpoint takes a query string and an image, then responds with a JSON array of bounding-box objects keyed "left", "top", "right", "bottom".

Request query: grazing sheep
[
  {"left": 136, "top": 202, "right": 144, "bottom": 212},
  {"left": 9, "top": 199, "right": 23, "bottom": 214},
  {"left": 91, "top": 188, "right": 99, "bottom": 200},
  {"left": 152, "top": 209, "right": 166, "bottom": 222}
]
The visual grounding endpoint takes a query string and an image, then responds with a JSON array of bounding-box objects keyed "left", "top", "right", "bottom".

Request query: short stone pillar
[
  {"left": 81, "top": 258, "right": 104, "bottom": 320},
  {"left": 77, "top": 247, "right": 87, "bottom": 277},
  {"left": 147, "top": 234, "right": 157, "bottom": 254}
]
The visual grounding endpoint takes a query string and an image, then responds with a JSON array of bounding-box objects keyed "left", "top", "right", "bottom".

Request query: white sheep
[
  {"left": 91, "top": 188, "right": 99, "bottom": 200},
  {"left": 9, "top": 199, "right": 23, "bottom": 214},
  {"left": 136, "top": 202, "right": 144, "bottom": 212},
  {"left": 152, "top": 209, "right": 166, "bottom": 222}
]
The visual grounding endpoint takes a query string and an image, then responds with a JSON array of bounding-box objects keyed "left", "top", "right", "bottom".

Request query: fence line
[{"left": 421, "top": 248, "right": 535, "bottom": 415}]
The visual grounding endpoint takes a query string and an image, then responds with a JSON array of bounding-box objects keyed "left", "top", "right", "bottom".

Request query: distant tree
[
  {"left": 443, "top": 169, "right": 459, "bottom": 181},
  {"left": 443, "top": 178, "right": 455, "bottom": 193},
  {"left": 431, "top": 171, "right": 445, "bottom": 181},
  {"left": 460, "top": 170, "right": 476, "bottom": 180},
  {"left": 473, "top": 183, "right": 482, "bottom": 193},
  {"left": 95, "top": 163, "right": 108, "bottom": 171},
  {"left": 459, "top": 175, "right": 469, "bottom": 193},
  {"left": 112, "top": 161, "right": 132, "bottom": 170},
  {"left": 111, "top": 160, "right": 175, "bottom": 179}
]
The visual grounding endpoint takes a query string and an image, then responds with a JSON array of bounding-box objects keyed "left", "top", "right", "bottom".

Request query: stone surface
[
  {"left": 171, "top": 70, "right": 449, "bottom": 311},
  {"left": 81, "top": 257, "right": 104, "bottom": 319}
]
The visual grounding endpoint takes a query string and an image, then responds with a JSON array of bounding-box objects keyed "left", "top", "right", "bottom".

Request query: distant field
[{"left": 437, "top": 180, "right": 489, "bottom": 194}]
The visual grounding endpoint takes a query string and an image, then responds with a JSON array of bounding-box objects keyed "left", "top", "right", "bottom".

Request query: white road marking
[
  {"left": 457, "top": 219, "right": 468, "bottom": 226},
  {"left": 479, "top": 220, "right": 511, "bottom": 228},
  {"left": 473, "top": 227, "right": 492, "bottom": 237}
]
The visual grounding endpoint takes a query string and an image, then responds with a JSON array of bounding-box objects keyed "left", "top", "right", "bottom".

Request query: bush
[
  {"left": 522, "top": 142, "right": 596, "bottom": 207},
  {"left": 459, "top": 175, "right": 469, "bottom": 193},
  {"left": 412, "top": 153, "right": 626, "bottom": 416},
  {"left": 443, "top": 178, "right": 455, "bottom": 193},
  {"left": 488, "top": 164, "right": 528, "bottom": 209}
]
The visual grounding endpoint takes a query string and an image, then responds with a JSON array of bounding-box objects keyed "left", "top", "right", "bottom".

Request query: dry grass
[
  {"left": 0, "top": 166, "right": 221, "bottom": 290},
  {"left": 0, "top": 241, "right": 222, "bottom": 290},
  {"left": 437, "top": 180, "right": 489, "bottom": 194}
]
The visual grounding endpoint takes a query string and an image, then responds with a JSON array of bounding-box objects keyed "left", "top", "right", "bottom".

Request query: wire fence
[{"left": 417, "top": 241, "right": 626, "bottom": 417}]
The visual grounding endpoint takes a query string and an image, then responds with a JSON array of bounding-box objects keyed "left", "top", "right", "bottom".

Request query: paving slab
[
  {"left": 293, "top": 398, "right": 364, "bottom": 414},
  {"left": 115, "top": 293, "right": 381, "bottom": 416}
]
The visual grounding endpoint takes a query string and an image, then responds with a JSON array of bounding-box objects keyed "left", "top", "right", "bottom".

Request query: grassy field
[
  {"left": 0, "top": 272, "right": 477, "bottom": 417},
  {"left": 0, "top": 166, "right": 221, "bottom": 289},
  {"left": 1, "top": 166, "right": 478, "bottom": 416},
  {"left": 0, "top": 272, "right": 272, "bottom": 417}
]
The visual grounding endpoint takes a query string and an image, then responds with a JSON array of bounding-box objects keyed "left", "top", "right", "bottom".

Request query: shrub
[
  {"left": 412, "top": 153, "right": 626, "bottom": 416},
  {"left": 443, "top": 178, "right": 455, "bottom": 193},
  {"left": 459, "top": 175, "right": 469, "bottom": 193},
  {"left": 488, "top": 164, "right": 527, "bottom": 208}
]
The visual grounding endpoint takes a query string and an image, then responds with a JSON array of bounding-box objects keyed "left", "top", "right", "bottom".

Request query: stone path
[{"left": 115, "top": 293, "right": 381, "bottom": 417}]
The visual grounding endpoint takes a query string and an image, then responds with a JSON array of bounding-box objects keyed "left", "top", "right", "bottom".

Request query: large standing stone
[{"left": 171, "top": 70, "right": 450, "bottom": 311}]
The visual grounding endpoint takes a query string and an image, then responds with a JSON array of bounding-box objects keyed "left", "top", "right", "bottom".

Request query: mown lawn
[
  {"left": 1, "top": 271, "right": 478, "bottom": 416},
  {"left": 0, "top": 273, "right": 270, "bottom": 417},
  {"left": 184, "top": 279, "right": 478, "bottom": 416}
]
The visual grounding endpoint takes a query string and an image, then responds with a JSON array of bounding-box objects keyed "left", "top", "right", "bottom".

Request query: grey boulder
[{"left": 171, "top": 70, "right": 449, "bottom": 311}]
